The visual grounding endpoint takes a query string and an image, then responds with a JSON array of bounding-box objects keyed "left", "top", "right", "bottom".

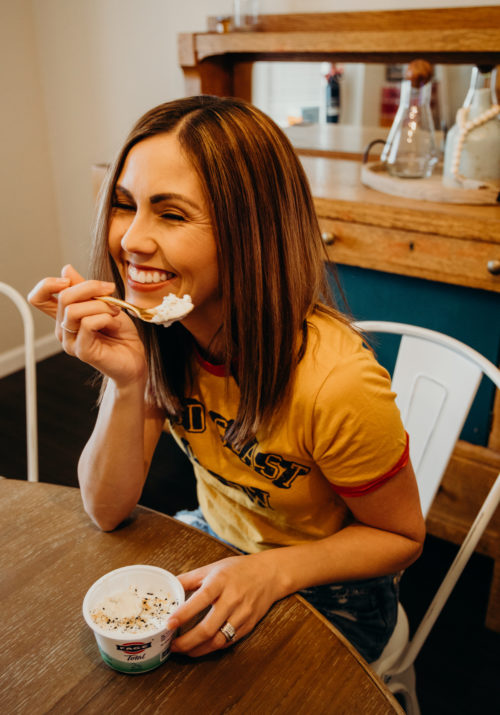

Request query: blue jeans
[{"left": 175, "top": 507, "right": 399, "bottom": 663}]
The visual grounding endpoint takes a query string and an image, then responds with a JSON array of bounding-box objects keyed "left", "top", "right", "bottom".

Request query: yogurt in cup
[{"left": 83, "top": 565, "right": 184, "bottom": 674}]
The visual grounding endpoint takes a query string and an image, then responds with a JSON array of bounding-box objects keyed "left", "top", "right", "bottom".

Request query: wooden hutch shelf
[
  {"left": 178, "top": 6, "right": 500, "bottom": 631},
  {"left": 179, "top": 7, "right": 500, "bottom": 97}
]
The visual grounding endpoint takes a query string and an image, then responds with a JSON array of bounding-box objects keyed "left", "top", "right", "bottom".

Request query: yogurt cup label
[{"left": 83, "top": 565, "right": 184, "bottom": 674}]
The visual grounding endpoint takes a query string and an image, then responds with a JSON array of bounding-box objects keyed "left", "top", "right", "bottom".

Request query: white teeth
[{"left": 128, "top": 265, "right": 169, "bottom": 284}]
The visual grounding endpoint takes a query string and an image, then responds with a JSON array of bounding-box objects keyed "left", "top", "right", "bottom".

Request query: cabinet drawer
[{"left": 319, "top": 218, "right": 500, "bottom": 293}]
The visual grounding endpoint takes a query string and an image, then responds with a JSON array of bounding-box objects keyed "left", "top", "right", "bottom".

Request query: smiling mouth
[{"left": 127, "top": 264, "right": 175, "bottom": 285}]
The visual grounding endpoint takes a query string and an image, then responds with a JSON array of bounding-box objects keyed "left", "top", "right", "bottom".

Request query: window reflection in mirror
[{"left": 252, "top": 62, "right": 474, "bottom": 158}]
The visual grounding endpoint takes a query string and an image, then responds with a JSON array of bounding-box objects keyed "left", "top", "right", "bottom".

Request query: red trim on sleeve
[{"left": 331, "top": 432, "right": 410, "bottom": 498}]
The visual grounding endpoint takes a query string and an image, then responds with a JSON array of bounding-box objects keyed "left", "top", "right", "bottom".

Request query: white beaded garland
[{"left": 451, "top": 104, "right": 500, "bottom": 182}]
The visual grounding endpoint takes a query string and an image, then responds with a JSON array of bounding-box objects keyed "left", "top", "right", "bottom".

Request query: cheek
[
  {"left": 200, "top": 255, "right": 220, "bottom": 295},
  {"left": 108, "top": 218, "right": 125, "bottom": 257}
]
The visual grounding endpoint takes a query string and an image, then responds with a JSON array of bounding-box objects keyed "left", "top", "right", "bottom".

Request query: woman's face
[{"left": 108, "top": 132, "right": 221, "bottom": 347}]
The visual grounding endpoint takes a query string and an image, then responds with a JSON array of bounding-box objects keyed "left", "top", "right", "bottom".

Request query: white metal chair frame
[
  {"left": 354, "top": 321, "right": 500, "bottom": 715},
  {"left": 0, "top": 282, "right": 38, "bottom": 482}
]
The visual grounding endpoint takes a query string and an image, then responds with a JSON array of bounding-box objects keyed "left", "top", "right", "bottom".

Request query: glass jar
[
  {"left": 442, "top": 66, "right": 500, "bottom": 188},
  {"left": 232, "top": 0, "right": 260, "bottom": 31},
  {"left": 381, "top": 60, "right": 438, "bottom": 179}
]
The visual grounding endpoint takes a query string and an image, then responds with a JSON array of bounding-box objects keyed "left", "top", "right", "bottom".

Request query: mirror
[{"left": 252, "top": 62, "right": 476, "bottom": 158}]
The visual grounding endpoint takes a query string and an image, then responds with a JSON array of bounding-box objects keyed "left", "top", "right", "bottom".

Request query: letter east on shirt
[{"left": 168, "top": 311, "right": 408, "bottom": 554}]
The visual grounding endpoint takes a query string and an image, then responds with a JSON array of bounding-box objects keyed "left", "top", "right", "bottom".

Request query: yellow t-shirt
[{"left": 169, "top": 310, "right": 407, "bottom": 554}]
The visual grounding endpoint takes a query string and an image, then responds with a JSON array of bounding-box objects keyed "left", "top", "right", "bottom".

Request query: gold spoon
[{"left": 94, "top": 295, "right": 156, "bottom": 322}]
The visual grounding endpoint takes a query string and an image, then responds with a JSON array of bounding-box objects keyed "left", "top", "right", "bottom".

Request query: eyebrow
[{"left": 114, "top": 184, "right": 201, "bottom": 212}]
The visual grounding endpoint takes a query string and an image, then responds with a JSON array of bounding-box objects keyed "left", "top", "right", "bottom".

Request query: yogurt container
[{"left": 83, "top": 565, "right": 184, "bottom": 674}]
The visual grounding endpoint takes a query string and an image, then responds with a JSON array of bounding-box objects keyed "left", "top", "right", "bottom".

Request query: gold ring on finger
[{"left": 61, "top": 322, "right": 78, "bottom": 334}]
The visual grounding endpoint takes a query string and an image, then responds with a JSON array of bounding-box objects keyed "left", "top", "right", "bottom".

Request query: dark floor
[{"left": 2, "top": 352, "right": 500, "bottom": 714}]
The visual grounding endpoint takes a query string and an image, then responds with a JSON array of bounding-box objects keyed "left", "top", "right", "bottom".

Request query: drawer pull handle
[
  {"left": 321, "top": 231, "right": 336, "bottom": 245},
  {"left": 487, "top": 260, "right": 500, "bottom": 275}
]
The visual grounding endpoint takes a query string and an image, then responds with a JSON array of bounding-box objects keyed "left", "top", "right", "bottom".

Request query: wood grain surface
[
  {"left": 183, "top": 8, "right": 500, "bottom": 67},
  {"left": 2, "top": 479, "right": 402, "bottom": 714},
  {"left": 207, "top": 8, "right": 499, "bottom": 34},
  {"left": 191, "top": 30, "right": 500, "bottom": 66}
]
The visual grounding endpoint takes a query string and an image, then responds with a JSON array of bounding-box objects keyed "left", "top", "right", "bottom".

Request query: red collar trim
[{"left": 194, "top": 347, "right": 227, "bottom": 377}]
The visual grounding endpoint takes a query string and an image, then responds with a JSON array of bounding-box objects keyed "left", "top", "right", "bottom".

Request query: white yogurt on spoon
[{"left": 149, "top": 293, "right": 194, "bottom": 327}]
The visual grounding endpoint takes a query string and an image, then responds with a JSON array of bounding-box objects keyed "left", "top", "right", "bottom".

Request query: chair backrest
[
  {"left": 0, "top": 282, "right": 38, "bottom": 482},
  {"left": 355, "top": 320, "right": 500, "bottom": 517},
  {"left": 356, "top": 320, "right": 500, "bottom": 668}
]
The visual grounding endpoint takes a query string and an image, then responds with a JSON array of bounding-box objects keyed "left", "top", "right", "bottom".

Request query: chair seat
[{"left": 371, "top": 602, "right": 409, "bottom": 676}]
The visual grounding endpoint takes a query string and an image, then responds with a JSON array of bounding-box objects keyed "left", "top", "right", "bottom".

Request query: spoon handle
[{"left": 94, "top": 295, "right": 143, "bottom": 318}]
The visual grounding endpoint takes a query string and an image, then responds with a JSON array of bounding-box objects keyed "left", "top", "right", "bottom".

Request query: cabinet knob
[
  {"left": 321, "top": 231, "right": 336, "bottom": 245},
  {"left": 487, "top": 260, "right": 500, "bottom": 275}
]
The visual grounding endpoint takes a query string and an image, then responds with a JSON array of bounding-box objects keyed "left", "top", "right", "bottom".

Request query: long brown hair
[{"left": 90, "top": 95, "right": 347, "bottom": 448}]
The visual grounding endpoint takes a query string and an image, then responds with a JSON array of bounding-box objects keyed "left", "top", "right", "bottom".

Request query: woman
[{"left": 29, "top": 95, "right": 425, "bottom": 663}]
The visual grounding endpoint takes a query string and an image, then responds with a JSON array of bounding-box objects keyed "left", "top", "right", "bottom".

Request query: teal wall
[{"left": 329, "top": 265, "right": 500, "bottom": 446}]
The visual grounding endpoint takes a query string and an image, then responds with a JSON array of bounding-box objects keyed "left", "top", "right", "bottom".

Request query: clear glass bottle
[
  {"left": 381, "top": 60, "right": 438, "bottom": 179},
  {"left": 442, "top": 66, "right": 500, "bottom": 188},
  {"left": 232, "top": 0, "right": 260, "bottom": 31}
]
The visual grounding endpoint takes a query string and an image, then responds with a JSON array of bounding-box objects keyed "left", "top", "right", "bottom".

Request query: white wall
[
  {"left": 31, "top": 0, "right": 230, "bottom": 282},
  {"left": 1, "top": 0, "right": 228, "bottom": 372},
  {"left": 2, "top": 0, "right": 498, "bottom": 373},
  {"left": 0, "top": 0, "right": 63, "bottom": 364}
]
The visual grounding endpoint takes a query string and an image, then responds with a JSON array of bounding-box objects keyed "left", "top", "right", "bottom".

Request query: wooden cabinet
[
  {"left": 303, "top": 157, "right": 500, "bottom": 294},
  {"left": 178, "top": 7, "right": 500, "bottom": 631}
]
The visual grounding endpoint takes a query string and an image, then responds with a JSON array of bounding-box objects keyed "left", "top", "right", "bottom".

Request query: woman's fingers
[
  {"left": 55, "top": 279, "right": 116, "bottom": 338},
  {"left": 59, "top": 311, "right": 146, "bottom": 383},
  {"left": 168, "top": 551, "right": 284, "bottom": 657},
  {"left": 58, "top": 313, "right": 123, "bottom": 368},
  {"left": 29, "top": 266, "right": 146, "bottom": 383},
  {"left": 61, "top": 263, "right": 85, "bottom": 284},
  {"left": 56, "top": 279, "right": 115, "bottom": 317},
  {"left": 28, "top": 265, "right": 114, "bottom": 324},
  {"left": 27, "top": 276, "right": 70, "bottom": 318},
  {"left": 171, "top": 602, "right": 245, "bottom": 656},
  {"left": 178, "top": 616, "right": 247, "bottom": 658},
  {"left": 171, "top": 593, "right": 259, "bottom": 657},
  {"left": 59, "top": 312, "right": 111, "bottom": 351},
  {"left": 168, "top": 556, "right": 273, "bottom": 657},
  {"left": 168, "top": 568, "right": 218, "bottom": 631},
  {"left": 56, "top": 298, "right": 120, "bottom": 341}
]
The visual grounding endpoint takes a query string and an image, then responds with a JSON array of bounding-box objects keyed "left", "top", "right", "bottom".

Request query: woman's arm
[
  {"left": 168, "top": 461, "right": 425, "bottom": 657},
  {"left": 78, "top": 379, "right": 166, "bottom": 531},
  {"left": 275, "top": 459, "right": 425, "bottom": 590},
  {"left": 28, "top": 264, "right": 167, "bottom": 530}
]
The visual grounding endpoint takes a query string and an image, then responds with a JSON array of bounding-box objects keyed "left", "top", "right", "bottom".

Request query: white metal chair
[
  {"left": 354, "top": 321, "right": 500, "bottom": 714},
  {"left": 0, "top": 282, "right": 38, "bottom": 482}
]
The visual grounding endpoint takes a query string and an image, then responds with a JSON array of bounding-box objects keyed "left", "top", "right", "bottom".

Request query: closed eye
[
  {"left": 112, "top": 201, "right": 135, "bottom": 212},
  {"left": 161, "top": 212, "right": 186, "bottom": 221}
]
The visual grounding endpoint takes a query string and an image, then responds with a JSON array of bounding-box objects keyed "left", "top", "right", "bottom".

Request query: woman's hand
[
  {"left": 167, "top": 464, "right": 425, "bottom": 659},
  {"left": 28, "top": 264, "right": 147, "bottom": 385},
  {"left": 168, "top": 553, "right": 283, "bottom": 658}
]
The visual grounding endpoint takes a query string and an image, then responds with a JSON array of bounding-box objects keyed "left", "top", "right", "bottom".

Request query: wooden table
[{"left": 2, "top": 479, "right": 402, "bottom": 714}]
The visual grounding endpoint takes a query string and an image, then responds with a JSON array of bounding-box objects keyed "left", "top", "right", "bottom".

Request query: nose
[{"left": 120, "top": 215, "right": 157, "bottom": 256}]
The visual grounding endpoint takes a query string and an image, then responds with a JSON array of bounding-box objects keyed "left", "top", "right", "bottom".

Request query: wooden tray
[{"left": 361, "top": 162, "right": 500, "bottom": 205}]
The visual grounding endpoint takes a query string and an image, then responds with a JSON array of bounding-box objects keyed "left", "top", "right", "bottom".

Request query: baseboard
[{"left": 0, "top": 333, "right": 62, "bottom": 378}]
